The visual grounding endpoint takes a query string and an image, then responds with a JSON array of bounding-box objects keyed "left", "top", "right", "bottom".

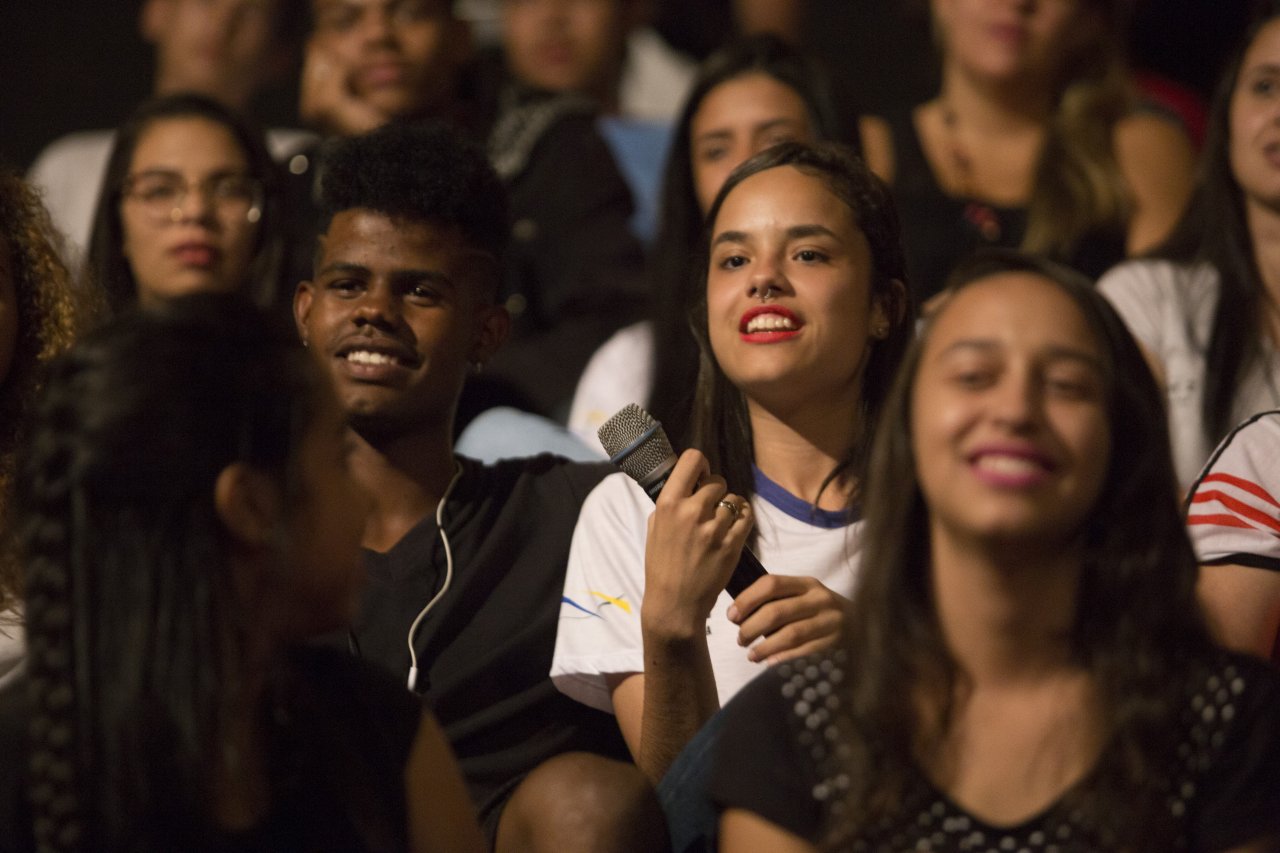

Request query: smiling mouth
[
  {"left": 973, "top": 455, "right": 1047, "bottom": 476},
  {"left": 744, "top": 314, "right": 798, "bottom": 333},
  {"left": 339, "top": 346, "right": 419, "bottom": 370}
]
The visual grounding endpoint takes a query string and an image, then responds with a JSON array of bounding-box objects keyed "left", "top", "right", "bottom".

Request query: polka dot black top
[{"left": 709, "top": 649, "right": 1280, "bottom": 851}]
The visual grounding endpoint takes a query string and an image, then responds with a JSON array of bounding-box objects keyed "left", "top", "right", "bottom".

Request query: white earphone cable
[{"left": 406, "top": 459, "right": 464, "bottom": 692}]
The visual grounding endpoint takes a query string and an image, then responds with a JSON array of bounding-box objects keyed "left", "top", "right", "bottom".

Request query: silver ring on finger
[{"left": 716, "top": 499, "right": 741, "bottom": 520}]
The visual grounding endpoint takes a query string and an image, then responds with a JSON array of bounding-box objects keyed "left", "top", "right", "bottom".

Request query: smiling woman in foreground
[{"left": 710, "top": 250, "right": 1280, "bottom": 852}]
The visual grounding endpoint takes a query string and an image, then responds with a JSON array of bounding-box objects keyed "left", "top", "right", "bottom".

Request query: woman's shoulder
[
  {"left": 1112, "top": 111, "right": 1198, "bottom": 254},
  {"left": 576, "top": 470, "right": 652, "bottom": 530},
  {"left": 1098, "top": 256, "right": 1217, "bottom": 293},
  {"left": 1097, "top": 258, "right": 1219, "bottom": 324},
  {"left": 1182, "top": 648, "right": 1280, "bottom": 711},
  {"left": 1172, "top": 650, "right": 1280, "bottom": 846}
]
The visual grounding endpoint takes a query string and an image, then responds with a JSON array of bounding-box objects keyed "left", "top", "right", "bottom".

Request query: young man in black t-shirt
[{"left": 294, "top": 120, "right": 667, "bottom": 852}]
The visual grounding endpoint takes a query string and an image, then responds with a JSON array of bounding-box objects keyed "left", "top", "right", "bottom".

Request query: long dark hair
[
  {"left": 831, "top": 249, "right": 1212, "bottom": 850},
  {"left": 1150, "top": 7, "right": 1280, "bottom": 446},
  {"left": 648, "top": 34, "right": 847, "bottom": 449},
  {"left": 0, "top": 167, "right": 94, "bottom": 613},
  {"left": 690, "top": 141, "right": 913, "bottom": 514},
  {"left": 84, "top": 93, "right": 285, "bottom": 315},
  {"left": 16, "top": 295, "right": 318, "bottom": 850}
]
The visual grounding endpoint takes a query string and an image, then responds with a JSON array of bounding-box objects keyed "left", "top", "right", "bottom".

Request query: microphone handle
[
  {"left": 726, "top": 547, "right": 769, "bottom": 598},
  {"left": 643, "top": 472, "right": 768, "bottom": 599}
]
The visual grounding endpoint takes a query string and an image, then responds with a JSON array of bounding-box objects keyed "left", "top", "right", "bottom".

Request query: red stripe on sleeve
[
  {"left": 1196, "top": 473, "right": 1280, "bottom": 509},
  {"left": 1187, "top": 512, "right": 1269, "bottom": 532}
]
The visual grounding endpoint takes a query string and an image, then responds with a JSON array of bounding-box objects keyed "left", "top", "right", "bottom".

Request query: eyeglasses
[{"left": 121, "top": 172, "right": 264, "bottom": 223}]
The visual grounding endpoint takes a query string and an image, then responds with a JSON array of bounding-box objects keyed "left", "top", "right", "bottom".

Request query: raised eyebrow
[
  {"left": 786, "top": 224, "right": 840, "bottom": 242},
  {"left": 711, "top": 229, "right": 751, "bottom": 249}
]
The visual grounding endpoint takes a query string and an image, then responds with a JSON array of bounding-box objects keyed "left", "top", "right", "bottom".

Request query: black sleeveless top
[{"left": 884, "top": 108, "right": 1126, "bottom": 303}]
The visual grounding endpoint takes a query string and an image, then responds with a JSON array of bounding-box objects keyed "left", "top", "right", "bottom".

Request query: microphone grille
[{"left": 598, "top": 404, "right": 675, "bottom": 483}]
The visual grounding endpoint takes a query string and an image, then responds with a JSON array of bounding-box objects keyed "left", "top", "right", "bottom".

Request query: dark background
[{"left": 0, "top": 0, "right": 1258, "bottom": 175}]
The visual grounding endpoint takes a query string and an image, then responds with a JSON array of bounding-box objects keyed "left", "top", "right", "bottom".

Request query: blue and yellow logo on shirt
[{"left": 560, "top": 591, "right": 633, "bottom": 618}]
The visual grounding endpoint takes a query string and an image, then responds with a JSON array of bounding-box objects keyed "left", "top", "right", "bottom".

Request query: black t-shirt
[
  {"left": 710, "top": 648, "right": 1280, "bottom": 851},
  {"left": 348, "top": 454, "right": 630, "bottom": 831},
  {"left": 0, "top": 645, "right": 420, "bottom": 852},
  {"left": 884, "top": 108, "right": 1127, "bottom": 303}
]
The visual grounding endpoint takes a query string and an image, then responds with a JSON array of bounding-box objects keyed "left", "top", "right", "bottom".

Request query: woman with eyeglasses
[{"left": 85, "top": 93, "right": 285, "bottom": 315}]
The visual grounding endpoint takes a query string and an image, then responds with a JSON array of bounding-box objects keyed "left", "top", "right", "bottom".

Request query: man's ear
[
  {"left": 214, "top": 463, "right": 285, "bottom": 551},
  {"left": 294, "top": 281, "right": 315, "bottom": 347},
  {"left": 472, "top": 303, "right": 511, "bottom": 366},
  {"left": 139, "top": 0, "right": 173, "bottom": 44}
]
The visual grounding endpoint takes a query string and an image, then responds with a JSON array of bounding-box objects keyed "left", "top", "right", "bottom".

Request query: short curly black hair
[{"left": 317, "top": 120, "right": 511, "bottom": 275}]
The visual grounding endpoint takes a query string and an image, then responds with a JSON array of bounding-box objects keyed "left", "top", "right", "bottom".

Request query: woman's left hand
[{"left": 726, "top": 575, "right": 851, "bottom": 665}]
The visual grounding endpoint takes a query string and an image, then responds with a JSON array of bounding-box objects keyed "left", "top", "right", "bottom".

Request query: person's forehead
[
  {"left": 312, "top": 0, "right": 451, "bottom": 14},
  {"left": 925, "top": 273, "right": 1102, "bottom": 360},
  {"left": 322, "top": 209, "right": 469, "bottom": 261}
]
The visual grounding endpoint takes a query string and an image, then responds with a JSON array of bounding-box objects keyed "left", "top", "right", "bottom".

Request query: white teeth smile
[
  {"left": 745, "top": 314, "right": 798, "bottom": 333},
  {"left": 974, "top": 455, "right": 1044, "bottom": 475},
  {"left": 346, "top": 350, "right": 401, "bottom": 366}
]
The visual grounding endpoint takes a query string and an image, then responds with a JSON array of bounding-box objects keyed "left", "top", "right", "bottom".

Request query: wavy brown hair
[
  {"left": 1020, "top": 0, "right": 1135, "bottom": 258},
  {"left": 0, "top": 167, "right": 95, "bottom": 612}
]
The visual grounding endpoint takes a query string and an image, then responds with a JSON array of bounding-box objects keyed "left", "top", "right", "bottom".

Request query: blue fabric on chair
[
  {"left": 455, "top": 406, "right": 603, "bottom": 463},
  {"left": 598, "top": 117, "right": 675, "bottom": 246}
]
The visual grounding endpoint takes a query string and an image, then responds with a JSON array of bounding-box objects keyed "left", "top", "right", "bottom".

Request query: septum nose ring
[{"left": 752, "top": 282, "right": 779, "bottom": 302}]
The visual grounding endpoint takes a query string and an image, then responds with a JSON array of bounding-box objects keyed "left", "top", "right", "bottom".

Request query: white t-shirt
[
  {"left": 551, "top": 469, "right": 863, "bottom": 713},
  {"left": 1098, "top": 259, "right": 1280, "bottom": 489},
  {"left": 1186, "top": 409, "right": 1280, "bottom": 572},
  {"left": 566, "top": 320, "right": 653, "bottom": 453}
]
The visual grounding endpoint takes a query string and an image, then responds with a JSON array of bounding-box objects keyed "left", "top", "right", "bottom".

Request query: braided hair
[{"left": 16, "top": 294, "right": 316, "bottom": 851}]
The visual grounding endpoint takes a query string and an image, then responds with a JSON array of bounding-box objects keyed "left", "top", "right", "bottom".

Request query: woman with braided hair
[
  {"left": 0, "top": 166, "right": 93, "bottom": 690},
  {"left": 0, "top": 294, "right": 482, "bottom": 852}
]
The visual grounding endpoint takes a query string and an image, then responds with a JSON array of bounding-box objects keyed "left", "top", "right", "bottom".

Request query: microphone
[{"left": 598, "top": 404, "right": 768, "bottom": 598}]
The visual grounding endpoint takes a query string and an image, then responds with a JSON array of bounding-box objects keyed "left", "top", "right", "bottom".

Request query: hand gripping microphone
[{"left": 598, "top": 404, "right": 768, "bottom": 597}]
